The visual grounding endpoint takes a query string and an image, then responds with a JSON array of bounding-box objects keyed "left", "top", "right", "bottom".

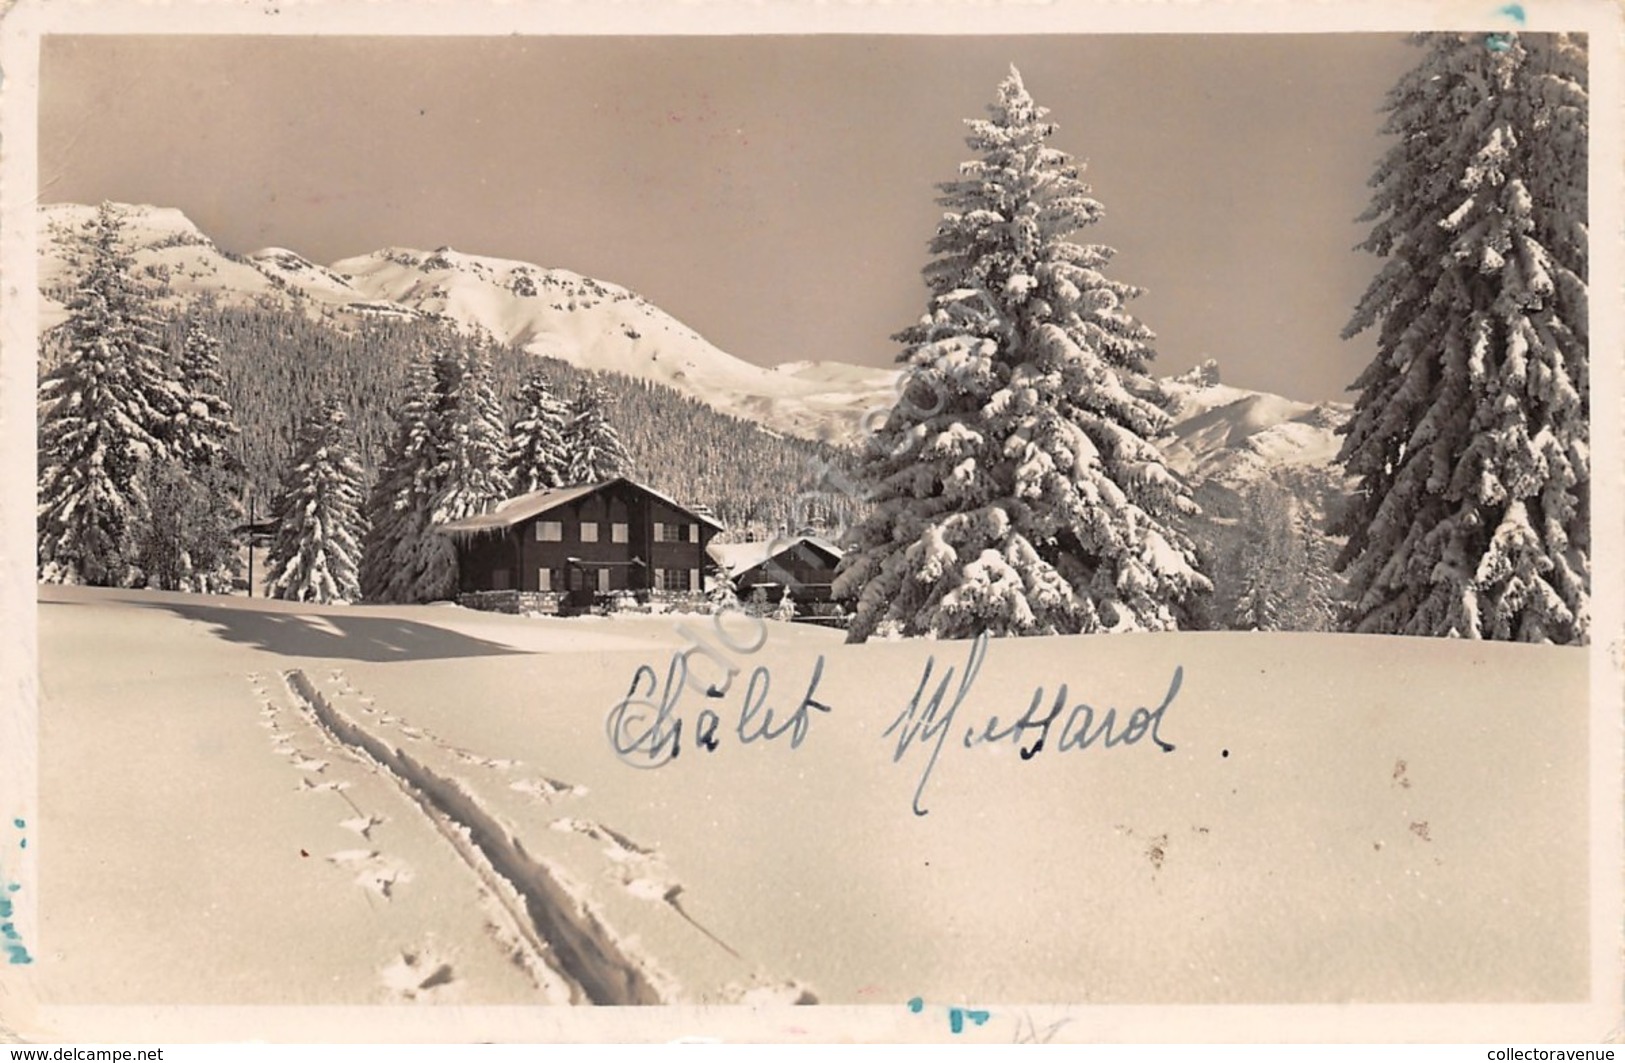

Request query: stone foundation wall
[{"left": 456, "top": 590, "right": 567, "bottom": 615}]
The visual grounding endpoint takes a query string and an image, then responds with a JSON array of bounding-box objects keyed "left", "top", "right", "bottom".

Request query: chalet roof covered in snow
[
  {"left": 435, "top": 477, "right": 725, "bottom": 536},
  {"left": 707, "top": 535, "right": 843, "bottom": 576}
]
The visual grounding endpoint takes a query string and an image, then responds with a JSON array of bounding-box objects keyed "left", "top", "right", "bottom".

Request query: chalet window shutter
[
  {"left": 688, "top": 568, "right": 699, "bottom": 592},
  {"left": 654, "top": 567, "right": 665, "bottom": 589}
]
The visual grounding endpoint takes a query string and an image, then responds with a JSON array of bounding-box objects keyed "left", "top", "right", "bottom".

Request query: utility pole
[{"left": 246, "top": 491, "right": 254, "bottom": 599}]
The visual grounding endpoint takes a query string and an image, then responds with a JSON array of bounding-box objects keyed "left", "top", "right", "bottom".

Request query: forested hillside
[{"left": 41, "top": 300, "right": 861, "bottom": 540}]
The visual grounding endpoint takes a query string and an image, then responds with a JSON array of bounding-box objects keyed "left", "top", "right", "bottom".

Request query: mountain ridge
[{"left": 38, "top": 201, "right": 1353, "bottom": 489}]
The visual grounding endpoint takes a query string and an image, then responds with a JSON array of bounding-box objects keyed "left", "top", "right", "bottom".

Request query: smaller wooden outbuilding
[{"left": 707, "top": 534, "right": 844, "bottom": 605}]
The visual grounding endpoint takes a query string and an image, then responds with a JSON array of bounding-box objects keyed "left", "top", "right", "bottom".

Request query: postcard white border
[{"left": 1, "top": 0, "right": 1620, "bottom": 1044}]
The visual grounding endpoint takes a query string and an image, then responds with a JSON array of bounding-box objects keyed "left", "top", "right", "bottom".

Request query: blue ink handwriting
[
  {"left": 885, "top": 633, "right": 1183, "bottom": 815},
  {"left": 607, "top": 651, "right": 832, "bottom": 768}
]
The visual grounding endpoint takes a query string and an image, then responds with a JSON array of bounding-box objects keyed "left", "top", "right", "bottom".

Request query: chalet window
[
  {"left": 611, "top": 522, "right": 629, "bottom": 544},
  {"left": 660, "top": 568, "right": 690, "bottom": 592},
  {"left": 580, "top": 522, "right": 600, "bottom": 543},
  {"left": 597, "top": 568, "right": 611, "bottom": 593},
  {"left": 654, "top": 522, "right": 691, "bottom": 543},
  {"left": 535, "top": 520, "right": 563, "bottom": 542}
]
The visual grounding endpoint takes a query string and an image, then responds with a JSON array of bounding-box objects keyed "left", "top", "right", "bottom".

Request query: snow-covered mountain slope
[
  {"left": 1158, "top": 360, "right": 1351, "bottom": 488},
  {"left": 37, "top": 205, "right": 1350, "bottom": 487},
  {"left": 38, "top": 203, "right": 898, "bottom": 443}
]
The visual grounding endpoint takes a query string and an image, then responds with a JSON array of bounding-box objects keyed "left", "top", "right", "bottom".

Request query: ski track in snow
[
  {"left": 253, "top": 666, "right": 807, "bottom": 1004},
  {"left": 247, "top": 671, "right": 407, "bottom": 905},
  {"left": 249, "top": 670, "right": 574, "bottom": 1003},
  {"left": 281, "top": 668, "right": 669, "bottom": 1005}
]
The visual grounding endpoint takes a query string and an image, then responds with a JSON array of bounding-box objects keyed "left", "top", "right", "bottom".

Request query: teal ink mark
[
  {"left": 909, "top": 998, "right": 991, "bottom": 1034},
  {"left": 4, "top": 884, "right": 16, "bottom": 893},
  {"left": 1486, "top": 33, "right": 1513, "bottom": 51},
  {"left": 0, "top": 895, "right": 32, "bottom": 964},
  {"left": 949, "top": 1007, "right": 991, "bottom": 1034},
  {"left": 17, "top": 838, "right": 25, "bottom": 850},
  {"left": 12, "top": 819, "right": 23, "bottom": 830},
  {"left": 1498, "top": 3, "right": 1526, "bottom": 23}
]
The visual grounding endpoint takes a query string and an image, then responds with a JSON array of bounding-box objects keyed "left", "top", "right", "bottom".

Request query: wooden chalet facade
[
  {"left": 707, "top": 535, "right": 844, "bottom": 606},
  {"left": 437, "top": 478, "right": 722, "bottom": 612}
]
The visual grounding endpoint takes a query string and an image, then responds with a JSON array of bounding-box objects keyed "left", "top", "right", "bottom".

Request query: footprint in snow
[
  {"left": 550, "top": 817, "right": 656, "bottom": 865},
  {"left": 452, "top": 748, "right": 521, "bottom": 770},
  {"left": 327, "top": 849, "right": 414, "bottom": 901},
  {"left": 288, "top": 754, "right": 329, "bottom": 773},
  {"left": 380, "top": 949, "right": 457, "bottom": 1003},
  {"left": 339, "top": 815, "right": 385, "bottom": 840},
  {"left": 510, "top": 778, "right": 587, "bottom": 802},
  {"left": 296, "top": 778, "right": 351, "bottom": 794}
]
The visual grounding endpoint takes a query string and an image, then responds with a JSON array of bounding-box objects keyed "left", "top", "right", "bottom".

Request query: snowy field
[{"left": 30, "top": 584, "right": 1590, "bottom": 1021}]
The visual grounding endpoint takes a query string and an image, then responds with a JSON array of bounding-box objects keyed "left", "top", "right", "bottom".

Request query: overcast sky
[{"left": 39, "top": 34, "right": 1419, "bottom": 403}]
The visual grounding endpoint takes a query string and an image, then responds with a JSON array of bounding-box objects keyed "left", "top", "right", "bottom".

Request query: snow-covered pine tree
[
  {"left": 172, "top": 322, "right": 240, "bottom": 470},
  {"left": 37, "top": 202, "right": 187, "bottom": 586},
  {"left": 561, "top": 379, "right": 633, "bottom": 484},
  {"left": 1222, "top": 477, "right": 1339, "bottom": 632},
  {"left": 360, "top": 353, "right": 439, "bottom": 603},
  {"left": 705, "top": 560, "right": 739, "bottom": 613},
  {"left": 834, "top": 66, "right": 1209, "bottom": 642},
  {"left": 1335, "top": 33, "right": 1588, "bottom": 643},
  {"left": 507, "top": 365, "right": 569, "bottom": 493},
  {"left": 360, "top": 334, "right": 512, "bottom": 603},
  {"left": 144, "top": 319, "right": 244, "bottom": 593},
  {"left": 265, "top": 402, "right": 368, "bottom": 604},
  {"left": 440, "top": 338, "right": 514, "bottom": 517}
]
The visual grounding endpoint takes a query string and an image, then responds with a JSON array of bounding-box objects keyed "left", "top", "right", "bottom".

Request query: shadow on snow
[{"left": 127, "top": 598, "right": 523, "bottom": 663}]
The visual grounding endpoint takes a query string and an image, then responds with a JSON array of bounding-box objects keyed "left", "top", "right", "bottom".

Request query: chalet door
[
  {"left": 490, "top": 568, "right": 511, "bottom": 591},
  {"left": 566, "top": 565, "right": 594, "bottom": 608}
]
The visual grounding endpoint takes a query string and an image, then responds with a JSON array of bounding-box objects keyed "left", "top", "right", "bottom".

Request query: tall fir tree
[
  {"left": 360, "top": 333, "right": 512, "bottom": 603},
  {"left": 1228, "top": 480, "right": 1336, "bottom": 632},
  {"left": 37, "top": 202, "right": 187, "bottom": 586},
  {"left": 1335, "top": 33, "right": 1588, "bottom": 643},
  {"left": 507, "top": 365, "right": 570, "bottom": 494},
  {"left": 440, "top": 338, "right": 514, "bottom": 515},
  {"left": 833, "top": 67, "right": 1209, "bottom": 642},
  {"left": 265, "top": 402, "right": 368, "bottom": 604},
  {"left": 136, "top": 319, "right": 245, "bottom": 593},
  {"left": 561, "top": 379, "right": 633, "bottom": 484},
  {"left": 171, "top": 322, "right": 240, "bottom": 469}
]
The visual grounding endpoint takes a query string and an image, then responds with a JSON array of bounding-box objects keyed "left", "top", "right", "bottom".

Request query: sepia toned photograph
[{"left": 1, "top": 0, "right": 1620, "bottom": 1044}]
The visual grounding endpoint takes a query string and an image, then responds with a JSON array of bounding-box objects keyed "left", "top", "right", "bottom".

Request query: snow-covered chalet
[
  {"left": 437, "top": 478, "right": 722, "bottom": 613},
  {"left": 707, "top": 535, "right": 844, "bottom": 606}
]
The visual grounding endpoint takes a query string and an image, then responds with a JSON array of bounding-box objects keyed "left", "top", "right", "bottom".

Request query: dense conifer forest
[{"left": 45, "top": 300, "right": 859, "bottom": 540}]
